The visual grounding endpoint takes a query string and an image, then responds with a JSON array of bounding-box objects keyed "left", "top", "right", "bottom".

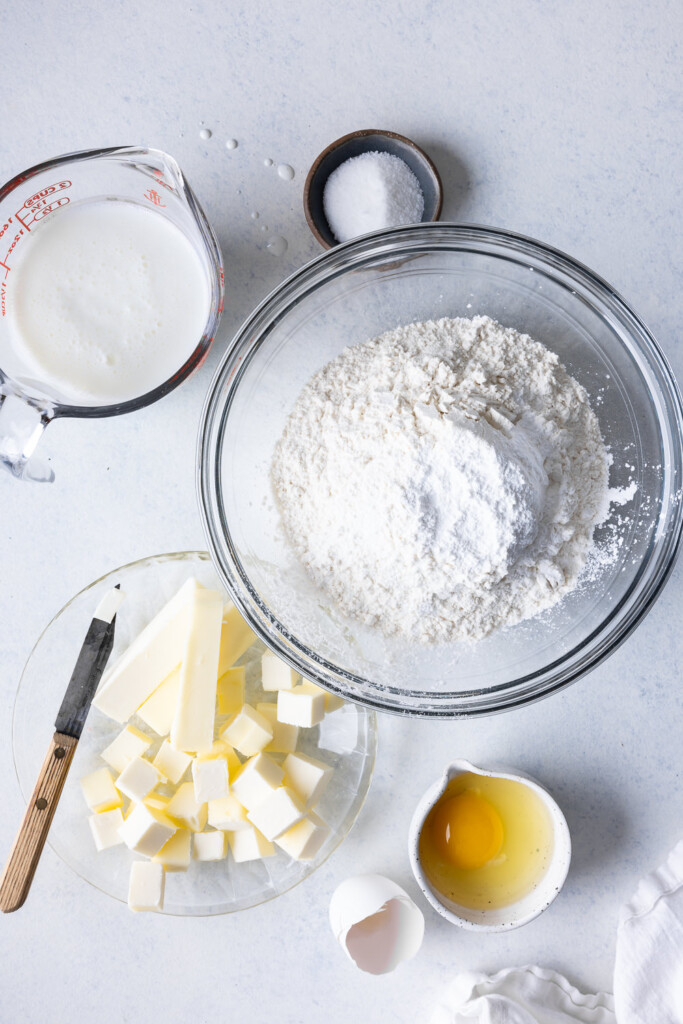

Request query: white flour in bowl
[{"left": 271, "top": 316, "right": 611, "bottom": 642}]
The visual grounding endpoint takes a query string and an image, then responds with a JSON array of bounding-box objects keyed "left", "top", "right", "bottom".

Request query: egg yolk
[{"left": 430, "top": 790, "right": 504, "bottom": 870}]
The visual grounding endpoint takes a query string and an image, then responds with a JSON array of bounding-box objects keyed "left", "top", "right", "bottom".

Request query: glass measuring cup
[{"left": 0, "top": 146, "right": 224, "bottom": 481}]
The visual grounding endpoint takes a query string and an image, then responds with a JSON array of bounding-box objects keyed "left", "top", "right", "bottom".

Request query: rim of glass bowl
[
  {"left": 197, "top": 223, "right": 683, "bottom": 719},
  {"left": 12, "top": 551, "right": 378, "bottom": 916}
]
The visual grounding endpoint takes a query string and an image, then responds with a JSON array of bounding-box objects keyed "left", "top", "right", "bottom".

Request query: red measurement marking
[
  {"left": 15, "top": 180, "right": 73, "bottom": 230},
  {"left": 144, "top": 189, "right": 166, "bottom": 207},
  {"left": 33, "top": 196, "right": 70, "bottom": 221},
  {"left": 22, "top": 180, "right": 71, "bottom": 210},
  {"left": 152, "top": 169, "right": 174, "bottom": 191}
]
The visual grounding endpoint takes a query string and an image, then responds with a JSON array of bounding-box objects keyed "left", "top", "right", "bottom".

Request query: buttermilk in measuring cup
[{"left": 5, "top": 199, "right": 210, "bottom": 405}]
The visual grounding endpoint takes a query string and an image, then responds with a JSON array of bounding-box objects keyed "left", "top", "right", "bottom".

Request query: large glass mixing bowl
[{"left": 198, "top": 224, "right": 683, "bottom": 718}]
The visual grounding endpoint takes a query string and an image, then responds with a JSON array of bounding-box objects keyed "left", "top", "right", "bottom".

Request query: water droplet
[
  {"left": 266, "top": 235, "right": 288, "bottom": 256},
  {"left": 250, "top": 211, "right": 259, "bottom": 220},
  {"left": 260, "top": 225, "right": 267, "bottom": 232},
  {"left": 199, "top": 128, "right": 212, "bottom": 140},
  {"left": 225, "top": 138, "right": 238, "bottom": 150},
  {"left": 263, "top": 158, "right": 273, "bottom": 167},
  {"left": 277, "top": 164, "right": 295, "bottom": 181}
]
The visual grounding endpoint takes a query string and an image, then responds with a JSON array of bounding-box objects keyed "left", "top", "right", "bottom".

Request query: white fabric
[
  {"left": 431, "top": 840, "right": 683, "bottom": 1024},
  {"left": 430, "top": 966, "right": 615, "bottom": 1023},
  {"left": 614, "top": 839, "right": 683, "bottom": 1024}
]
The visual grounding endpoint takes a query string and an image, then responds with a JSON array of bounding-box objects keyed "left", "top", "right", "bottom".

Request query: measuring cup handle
[{"left": 0, "top": 388, "right": 55, "bottom": 483}]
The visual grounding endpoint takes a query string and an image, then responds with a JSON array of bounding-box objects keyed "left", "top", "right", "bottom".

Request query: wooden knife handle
[{"left": 0, "top": 732, "right": 77, "bottom": 913}]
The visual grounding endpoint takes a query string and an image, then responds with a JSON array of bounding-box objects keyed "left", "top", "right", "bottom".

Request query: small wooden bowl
[{"left": 304, "top": 129, "right": 443, "bottom": 249}]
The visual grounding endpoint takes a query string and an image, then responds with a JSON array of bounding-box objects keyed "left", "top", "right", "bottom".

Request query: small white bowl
[{"left": 408, "top": 759, "right": 571, "bottom": 931}]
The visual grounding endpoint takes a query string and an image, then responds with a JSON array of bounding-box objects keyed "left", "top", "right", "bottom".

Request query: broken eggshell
[{"left": 329, "top": 873, "right": 425, "bottom": 974}]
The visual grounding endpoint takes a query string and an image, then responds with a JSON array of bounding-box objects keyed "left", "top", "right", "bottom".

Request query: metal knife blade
[{"left": 54, "top": 586, "right": 123, "bottom": 739}]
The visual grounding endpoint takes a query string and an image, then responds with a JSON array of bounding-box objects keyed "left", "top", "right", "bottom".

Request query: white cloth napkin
[
  {"left": 614, "top": 839, "right": 683, "bottom": 1024},
  {"left": 431, "top": 840, "right": 683, "bottom": 1024},
  {"left": 430, "top": 966, "right": 615, "bottom": 1023}
]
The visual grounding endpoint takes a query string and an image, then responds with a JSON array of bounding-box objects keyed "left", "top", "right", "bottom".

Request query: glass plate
[{"left": 12, "top": 551, "right": 377, "bottom": 915}]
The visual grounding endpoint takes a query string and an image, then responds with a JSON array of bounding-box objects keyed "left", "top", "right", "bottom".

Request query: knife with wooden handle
[{"left": 0, "top": 587, "right": 123, "bottom": 913}]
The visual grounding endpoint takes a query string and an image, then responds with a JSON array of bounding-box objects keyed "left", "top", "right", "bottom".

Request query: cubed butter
[
  {"left": 229, "top": 753, "right": 284, "bottom": 811},
  {"left": 218, "top": 602, "right": 257, "bottom": 675},
  {"left": 277, "top": 688, "right": 325, "bottom": 728},
  {"left": 283, "top": 752, "right": 333, "bottom": 808},
  {"left": 221, "top": 704, "right": 272, "bottom": 757},
  {"left": 197, "top": 740, "right": 242, "bottom": 777},
  {"left": 247, "top": 786, "right": 305, "bottom": 841},
  {"left": 94, "top": 578, "right": 203, "bottom": 722},
  {"left": 136, "top": 666, "right": 181, "bottom": 736},
  {"left": 128, "top": 860, "right": 165, "bottom": 913},
  {"left": 101, "top": 725, "right": 153, "bottom": 774},
  {"left": 229, "top": 825, "right": 275, "bottom": 863},
  {"left": 193, "top": 830, "right": 228, "bottom": 861},
  {"left": 300, "top": 679, "right": 346, "bottom": 713},
  {"left": 145, "top": 794, "right": 171, "bottom": 813},
  {"left": 208, "top": 794, "right": 250, "bottom": 831},
  {"left": 217, "top": 666, "right": 245, "bottom": 715},
  {"left": 166, "top": 782, "right": 208, "bottom": 832},
  {"left": 256, "top": 703, "right": 299, "bottom": 754},
  {"left": 171, "top": 588, "right": 223, "bottom": 753},
  {"left": 261, "top": 651, "right": 298, "bottom": 691},
  {"left": 118, "top": 803, "right": 176, "bottom": 856},
  {"left": 80, "top": 767, "right": 122, "bottom": 813},
  {"left": 115, "top": 756, "right": 161, "bottom": 802},
  {"left": 153, "top": 740, "right": 192, "bottom": 784},
  {"left": 89, "top": 808, "right": 125, "bottom": 851},
  {"left": 192, "top": 756, "right": 230, "bottom": 803},
  {"left": 275, "top": 812, "right": 330, "bottom": 861},
  {"left": 153, "top": 829, "right": 192, "bottom": 872}
]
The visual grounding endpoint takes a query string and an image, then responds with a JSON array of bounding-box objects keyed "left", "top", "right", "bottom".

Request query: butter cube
[
  {"left": 192, "top": 756, "right": 230, "bottom": 802},
  {"left": 229, "top": 825, "right": 275, "bottom": 862},
  {"left": 277, "top": 688, "right": 325, "bottom": 728},
  {"left": 247, "top": 786, "right": 305, "bottom": 841},
  {"left": 261, "top": 651, "right": 298, "bottom": 691},
  {"left": 230, "top": 753, "right": 284, "bottom": 811},
  {"left": 153, "top": 740, "right": 192, "bottom": 784},
  {"left": 153, "top": 829, "right": 192, "bottom": 872},
  {"left": 198, "top": 740, "right": 242, "bottom": 777},
  {"left": 218, "top": 602, "right": 257, "bottom": 675},
  {"left": 193, "top": 830, "right": 228, "bottom": 861},
  {"left": 166, "top": 782, "right": 208, "bottom": 832},
  {"left": 300, "top": 679, "right": 346, "bottom": 713},
  {"left": 256, "top": 703, "right": 299, "bottom": 754},
  {"left": 81, "top": 767, "right": 122, "bottom": 813},
  {"left": 89, "top": 808, "right": 125, "bottom": 851},
  {"left": 128, "top": 860, "right": 165, "bottom": 913},
  {"left": 118, "top": 803, "right": 176, "bottom": 856},
  {"left": 217, "top": 666, "right": 245, "bottom": 715},
  {"left": 101, "top": 725, "right": 153, "bottom": 774},
  {"left": 221, "top": 704, "right": 272, "bottom": 756},
  {"left": 116, "top": 756, "right": 161, "bottom": 802},
  {"left": 207, "top": 794, "right": 250, "bottom": 831},
  {"left": 283, "top": 752, "right": 333, "bottom": 808},
  {"left": 136, "top": 667, "right": 181, "bottom": 736},
  {"left": 145, "top": 794, "right": 171, "bottom": 813},
  {"left": 275, "top": 812, "right": 330, "bottom": 860},
  {"left": 171, "top": 588, "right": 223, "bottom": 753}
]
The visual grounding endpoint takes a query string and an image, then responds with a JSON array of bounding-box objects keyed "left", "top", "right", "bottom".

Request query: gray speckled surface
[{"left": 1, "top": 2, "right": 682, "bottom": 1020}]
